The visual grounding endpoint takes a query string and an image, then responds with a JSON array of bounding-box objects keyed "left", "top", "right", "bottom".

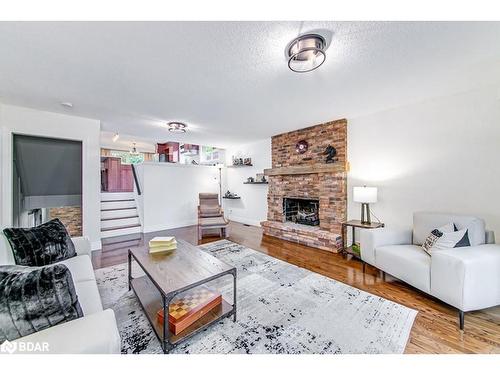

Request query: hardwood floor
[{"left": 92, "top": 221, "right": 500, "bottom": 354}]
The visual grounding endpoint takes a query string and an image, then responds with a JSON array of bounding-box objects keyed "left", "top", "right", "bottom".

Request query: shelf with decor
[
  {"left": 230, "top": 156, "right": 252, "bottom": 167},
  {"left": 223, "top": 196, "right": 241, "bottom": 199},
  {"left": 243, "top": 181, "right": 268, "bottom": 184}
]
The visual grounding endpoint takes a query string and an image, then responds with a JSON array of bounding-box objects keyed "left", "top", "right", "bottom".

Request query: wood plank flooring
[{"left": 92, "top": 221, "right": 500, "bottom": 354}]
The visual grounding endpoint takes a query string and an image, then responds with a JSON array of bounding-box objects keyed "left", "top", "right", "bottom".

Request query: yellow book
[
  {"left": 149, "top": 236, "right": 177, "bottom": 247},
  {"left": 149, "top": 244, "right": 177, "bottom": 254},
  {"left": 149, "top": 239, "right": 177, "bottom": 248}
]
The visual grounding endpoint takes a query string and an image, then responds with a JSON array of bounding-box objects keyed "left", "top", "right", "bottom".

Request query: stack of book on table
[{"left": 149, "top": 236, "right": 177, "bottom": 254}]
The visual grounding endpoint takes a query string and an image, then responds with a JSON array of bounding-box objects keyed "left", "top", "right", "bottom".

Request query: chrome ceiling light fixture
[
  {"left": 287, "top": 33, "right": 326, "bottom": 73},
  {"left": 167, "top": 121, "right": 187, "bottom": 133}
]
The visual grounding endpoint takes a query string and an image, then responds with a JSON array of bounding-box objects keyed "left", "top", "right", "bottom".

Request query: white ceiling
[{"left": 1, "top": 21, "right": 500, "bottom": 148}]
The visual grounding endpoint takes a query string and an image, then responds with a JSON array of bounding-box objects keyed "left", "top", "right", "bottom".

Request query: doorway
[{"left": 12, "top": 134, "right": 83, "bottom": 236}]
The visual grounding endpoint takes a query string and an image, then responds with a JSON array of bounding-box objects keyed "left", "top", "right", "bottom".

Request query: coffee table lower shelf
[{"left": 130, "top": 276, "right": 233, "bottom": 352}]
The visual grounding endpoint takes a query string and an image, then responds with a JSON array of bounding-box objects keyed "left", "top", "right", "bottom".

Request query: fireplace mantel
[{"left": 264, "top": 163, "right": 346, "bottom": 176}]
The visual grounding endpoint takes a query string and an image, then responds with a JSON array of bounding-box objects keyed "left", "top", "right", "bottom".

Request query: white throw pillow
[
  {"left": 437, "top": 223, "right": 455, "bottom": 234},
  {"left": 421, "top": 223, "right": 456, "bottom": 255},
  {"left": 431, "top": 228, "right": 470, "bottom": 251}
]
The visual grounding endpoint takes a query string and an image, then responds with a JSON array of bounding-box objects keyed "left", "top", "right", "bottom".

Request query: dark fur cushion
[
  {"left": 0, "top": 264, "right": 83, "bottom": 343},
  {"left": 3, "top": 219, "right": 76, "bottom": 266}
]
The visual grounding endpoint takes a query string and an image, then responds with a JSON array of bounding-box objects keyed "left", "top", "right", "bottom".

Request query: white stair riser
[
  {"left": 101, "top": 192, "right": 134, "bottom": 200},
  {"left": 101, "top": 200, "right": 136, "bottom": 210},
  {"left": 101, "top": 217, "right": 140, "bottom": 229},
  {"left": 101, "top": 208, "right": 138, "bottom": 219},
  {"left": 101, "top": 226, "right": 142, "bottom": 238}
]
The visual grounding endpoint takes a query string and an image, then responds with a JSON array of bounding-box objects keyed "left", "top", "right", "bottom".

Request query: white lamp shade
[{"left": 353, "top": 186, "right": 377, "bottom": 203}]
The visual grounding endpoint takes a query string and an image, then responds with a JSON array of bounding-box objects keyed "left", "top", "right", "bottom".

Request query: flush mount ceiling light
[
  {"left": 287, "top": 34, "right": 326, "bottom": 73},
  {"left": 167, "top": 121, "right": 187, "bottom": 133},
  {"left": 60, "top": 102, "right": 73, "bottom": 108}
]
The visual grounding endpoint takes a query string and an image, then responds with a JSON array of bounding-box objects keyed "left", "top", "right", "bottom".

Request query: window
[
  {"left": 202, "top": 146, "right": 222, "bottom": 163},
  {"left": 109, "top": 150, "right": 145, "bottom": 165}
]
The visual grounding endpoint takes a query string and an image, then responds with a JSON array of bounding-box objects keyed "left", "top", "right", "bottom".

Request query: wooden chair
[{"left": 198, "top": 193, "right": 228, "bottom": 240}]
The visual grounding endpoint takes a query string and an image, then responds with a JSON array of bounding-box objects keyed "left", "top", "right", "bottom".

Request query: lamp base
[{"left": 360, "top": 203, "right": 371, "bottom": 225}]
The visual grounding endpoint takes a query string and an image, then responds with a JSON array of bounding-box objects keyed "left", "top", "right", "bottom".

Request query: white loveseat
[
  {"left": 1, "top": 234, "right": 121, "bottom": 354},
  {"left": 360, "top": 212, "right": 500, "bottom": 329}
]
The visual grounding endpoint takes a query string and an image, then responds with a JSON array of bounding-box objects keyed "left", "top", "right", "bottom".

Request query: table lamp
[{"left": 353, "top": 186, "right": 377, "bottom": 224}]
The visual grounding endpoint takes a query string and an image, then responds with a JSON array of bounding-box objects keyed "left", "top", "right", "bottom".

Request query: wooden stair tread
[
  {"left": 101, "top": 207, "right": 137, "bottom": 211},
  {"left": 101, "top": 234, "right": 142, "bottom": 245},
  {"left": 101, "top": 223, "right": 141, "bottom": 232},
  {"left": 101, "top": 215, "right": 139, "bottom": 221},
  {"left": 101, "top": 199, "right": 135, "bottom": 202}
]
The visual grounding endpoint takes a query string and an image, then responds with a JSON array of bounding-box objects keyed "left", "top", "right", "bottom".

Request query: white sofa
[
  {"left": 360, "top": 212, "right": 500, "bottom": 329},
  {"left": 1, "top": 234, "right": 121, "bottom": 354}
]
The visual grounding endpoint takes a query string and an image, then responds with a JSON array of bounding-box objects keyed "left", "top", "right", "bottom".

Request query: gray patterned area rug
[{"left": 95, "top": 240, "right": 417, "bottom": 354}]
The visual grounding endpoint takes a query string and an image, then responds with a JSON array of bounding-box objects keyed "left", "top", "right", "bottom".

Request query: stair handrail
[{"left": 131, "top": 164, "right": 142, "bottom": 195}]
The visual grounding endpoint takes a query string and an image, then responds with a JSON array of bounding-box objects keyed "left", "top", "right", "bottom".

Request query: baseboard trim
[
  {"left": 227, "top": 215, "right": 262, "bottom": 227},
  {"left": 143, "top": 217, "right": 263, "bottom": 233},
  {"left": 143, "top": 221, "right": 197, "bottom": 233}
]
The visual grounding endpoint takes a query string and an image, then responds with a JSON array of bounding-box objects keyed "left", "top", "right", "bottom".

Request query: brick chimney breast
[{"left": 261, "top": 119, "right": 347, "bottom": 252}]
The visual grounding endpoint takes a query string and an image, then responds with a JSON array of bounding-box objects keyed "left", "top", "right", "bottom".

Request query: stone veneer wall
[
  {"left": 262, "top": 119, "right": 347, "bottom": 252},
  {"left": 49, "top": 206, "right": 82, "bottom": 237}
]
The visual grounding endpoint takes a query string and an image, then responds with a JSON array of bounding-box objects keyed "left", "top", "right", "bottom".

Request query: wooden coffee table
[{"left": 128, "top": 239, "right": 237, "bottom": 353}]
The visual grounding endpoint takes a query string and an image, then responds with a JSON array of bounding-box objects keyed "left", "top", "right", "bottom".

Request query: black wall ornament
[
  {"left": 324, "top": 145, "right": 337, "bottom": 163},
  {"left": 296, "top": 140, "right": 308, "bottom": 154}
]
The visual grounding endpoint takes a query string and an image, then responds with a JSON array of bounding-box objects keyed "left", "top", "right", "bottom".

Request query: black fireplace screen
[{"left": 283, "top": 197, "right": 320, "bottom": 226}]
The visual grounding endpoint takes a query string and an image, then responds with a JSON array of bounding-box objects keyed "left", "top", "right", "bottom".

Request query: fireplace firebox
[{"left": 283, "top": 197, "right": 320, "bottom": 226}]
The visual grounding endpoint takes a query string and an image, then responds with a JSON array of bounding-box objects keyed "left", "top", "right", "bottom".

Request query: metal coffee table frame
[{"left": 128, "top": 249, "right": 237, "bottom": 353}]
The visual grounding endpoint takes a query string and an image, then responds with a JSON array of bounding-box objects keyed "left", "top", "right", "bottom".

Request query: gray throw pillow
[
  {"left": 0, "top": 263, "right": 83, "bottom": 343},
  {"left": 2, "top": 218, "right": 76, "bottom": 267}
]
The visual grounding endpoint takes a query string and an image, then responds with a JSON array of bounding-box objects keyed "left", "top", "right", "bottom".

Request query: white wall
[
  {"left": 225, "top": 138, "right": 271, "bottom": 226},
  {"left": 348, "top": 85, "right": 500, "bottom": 236},
  {"left": 4, "top": 84, "right": 495, "bottom": 246},
  {"left": 136, "top": 162, "right": 220, "bottom": 232},
  {"left": 0, "top": 104, "right": 102, "bottom": 250},
  {"left": 221, "top": 86, "right": 500, "bottom": 237}
]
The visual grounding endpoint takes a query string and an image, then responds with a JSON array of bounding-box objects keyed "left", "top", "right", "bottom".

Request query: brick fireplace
[{"left": 261, "top": 119, "right": 347, "bottom": 252}]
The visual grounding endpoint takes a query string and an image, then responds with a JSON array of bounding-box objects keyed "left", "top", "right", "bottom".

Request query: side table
[{"left": 341, "top": 220, "right": 385, "bottom": 272}]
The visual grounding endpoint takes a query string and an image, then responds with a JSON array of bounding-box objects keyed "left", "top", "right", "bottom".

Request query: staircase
[{"left": 100, "top": 192, "right": 142, "bottom": 238}]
